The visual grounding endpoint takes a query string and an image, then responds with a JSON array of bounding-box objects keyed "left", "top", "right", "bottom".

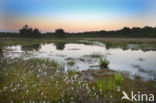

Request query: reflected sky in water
[{"left": 6, "top": 42, "right": 156, "bottom": 80}]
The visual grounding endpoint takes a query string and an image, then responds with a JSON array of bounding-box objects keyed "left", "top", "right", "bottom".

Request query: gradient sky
[{"left": 0, "top": 0, "right": 156, "bottom": 32}]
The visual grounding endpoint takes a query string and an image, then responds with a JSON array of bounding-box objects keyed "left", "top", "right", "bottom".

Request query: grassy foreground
[{"left": 0, "top": 58, "right": 155, "bottom": 103}]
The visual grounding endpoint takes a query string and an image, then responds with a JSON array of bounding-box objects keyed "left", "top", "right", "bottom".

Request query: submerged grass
[
  {"left": 0, "top": 57, "right": 156, "bottom": 103},
  {"left": 67, "top": 61, "right": 75, "bottom": 67}
]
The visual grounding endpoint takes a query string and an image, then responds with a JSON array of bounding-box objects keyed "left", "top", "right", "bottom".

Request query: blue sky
[{"left": 0, "top": 0, "right": 156, "bottom": 32}]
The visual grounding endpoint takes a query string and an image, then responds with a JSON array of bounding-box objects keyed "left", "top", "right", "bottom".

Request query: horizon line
[{"left": 0, "top": 25, "right": 156, "bottom": 34}]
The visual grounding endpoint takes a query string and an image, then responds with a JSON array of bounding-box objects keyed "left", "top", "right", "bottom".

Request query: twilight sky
[{"left": 0, "top": 0, "right": 156, "bottom": 32}]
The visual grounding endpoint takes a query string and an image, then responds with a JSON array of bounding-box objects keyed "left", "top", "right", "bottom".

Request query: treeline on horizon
[{"left": 0, "top": 25, "right": 156, "bottom": 38}]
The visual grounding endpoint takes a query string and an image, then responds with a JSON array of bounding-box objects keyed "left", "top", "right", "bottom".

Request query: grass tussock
[{"left": 99, "top": 58, "right": 109, "bottom": 68}]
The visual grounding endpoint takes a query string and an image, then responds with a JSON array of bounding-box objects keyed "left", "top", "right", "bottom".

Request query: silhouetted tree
[
  {"left": 121, "top": 27, "right": 132, "bottom": 35},
  {"left": 19, "top": 25, "right": 31, "bottom": 37},
  {"left": 19, "top": 25, "right": 41, "bottom": 38},
  {"left": 55, "top": 28, "right": 66, "bottom": 38}
]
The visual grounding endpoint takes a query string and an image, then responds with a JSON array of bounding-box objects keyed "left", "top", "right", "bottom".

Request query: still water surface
[{"left": 6, "top": 41, "right": 156, "bottom": 80}]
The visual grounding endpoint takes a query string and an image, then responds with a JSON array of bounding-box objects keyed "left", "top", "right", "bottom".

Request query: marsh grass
[
  {"left": 99, "top": 58, "right": 109, "bottom": 68},
  {"left": 0, "top": 38, "right": 78, "bottom": 47},
  {"left": 114, "top": 74, "right": 123, "bottom": 85},
  {"left": 0, "top": 58, "right": 156, "bottom": 103}
]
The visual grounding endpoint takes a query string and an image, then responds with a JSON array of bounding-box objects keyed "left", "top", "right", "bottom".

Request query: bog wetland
[
  {"left": 0, "top": 38, "right": 156, "bottom": 102},
  {"left": 3, "top": 39, "right": 156, "bottom": 80}
]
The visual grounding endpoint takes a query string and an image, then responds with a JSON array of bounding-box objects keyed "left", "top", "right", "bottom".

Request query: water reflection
[
  {"left": 21, "top": 44, "right": 41, "bottom": 51},
  {"left": 4, "top": 41, "right": 156, "bottom": 80},
  {"left": 54, "top": 42, "right": 66, "bottom": 50}
]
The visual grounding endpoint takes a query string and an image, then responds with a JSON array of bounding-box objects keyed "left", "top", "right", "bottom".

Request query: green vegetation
[
  {"left": 96, "top": 77, "right": 119, "bottom": 92},
  {"left": 95, "top": 73, "right": 124, "bottom": 100},
  {"left": 114, "top": 74, "right": 123, "bottom": 85},
  {"left": 0, "top": 57, "right": 156, "bottom": 103},
  {"left": 99, "top": 58, "right": 109, "bottom": 68}
]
